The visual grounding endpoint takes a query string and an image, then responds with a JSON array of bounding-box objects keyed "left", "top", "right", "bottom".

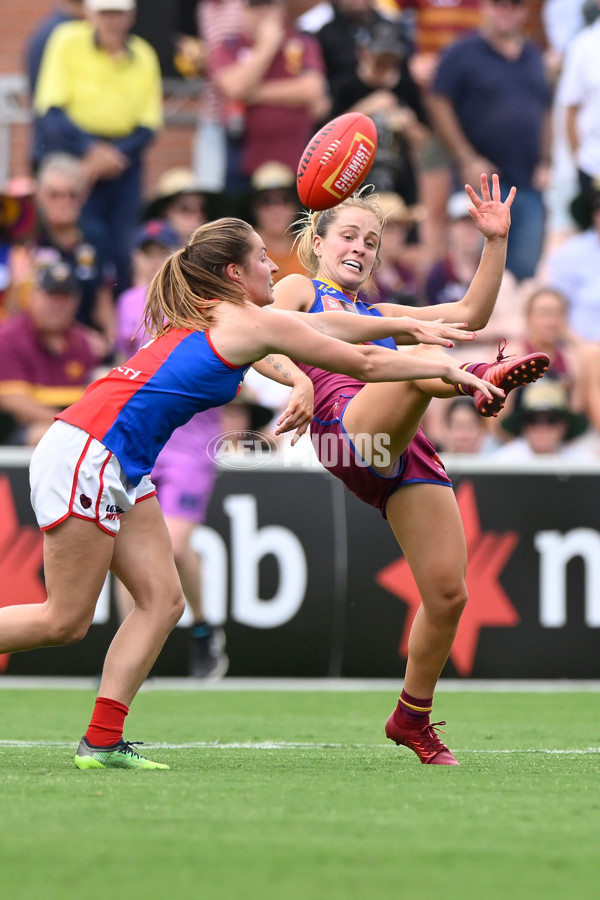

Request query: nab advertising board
[{"left": 1, "top": 452, "right": 599, "bottom": 679}]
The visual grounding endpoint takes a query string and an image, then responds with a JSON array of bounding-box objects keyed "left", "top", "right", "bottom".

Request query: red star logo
[
  {"left": 0, "top": 476, "right": 46, "bottom": 672},
  {"left": 376, "top": 481, "right": 520, "bottom": 676}
]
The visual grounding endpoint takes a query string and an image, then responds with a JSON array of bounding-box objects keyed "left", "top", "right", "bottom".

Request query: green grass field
[{"left": 0, "top": 686, "right": 599, "bottom": 900}]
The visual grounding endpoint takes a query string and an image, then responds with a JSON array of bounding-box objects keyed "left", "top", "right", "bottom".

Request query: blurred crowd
[{"left": 2, "top": 0, "right": 600, "bottom": 463}]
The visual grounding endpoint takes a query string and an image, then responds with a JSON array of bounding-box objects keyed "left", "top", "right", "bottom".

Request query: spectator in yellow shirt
[{"left": 33, "top": 0, "right": 163, "bottom": 294}]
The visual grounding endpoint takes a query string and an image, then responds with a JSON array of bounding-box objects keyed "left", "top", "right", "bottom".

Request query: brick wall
[{"left": 0, "top": 1, "right": 197, "bottom": 197}]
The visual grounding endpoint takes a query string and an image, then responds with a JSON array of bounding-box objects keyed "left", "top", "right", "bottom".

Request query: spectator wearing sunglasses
[
  {"left": 494, "top": 379, "right": 592, "bottom": 460},
  {"left": 30, "top": 153, "right": 115, "bottom": 347},
  {"left": 142, "top": 167, "right": 208, "bottom": 245}
]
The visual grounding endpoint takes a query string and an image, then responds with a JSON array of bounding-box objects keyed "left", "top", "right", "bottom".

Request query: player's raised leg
[{"left": 342, "top": 342, "right": 549, "bottom": 471}]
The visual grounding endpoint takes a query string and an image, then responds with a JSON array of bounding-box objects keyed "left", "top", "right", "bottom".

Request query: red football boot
[
  {"left": 470, "top": 340, "right": 550, "bottom": 418},
  {"left": 385, "top": 711, "right": 459, "bottom": 765}
]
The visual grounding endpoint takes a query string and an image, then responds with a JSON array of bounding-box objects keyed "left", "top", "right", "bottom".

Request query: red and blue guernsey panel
[{"left": 58, "top": 328, "right": 247, "bottom": 485}]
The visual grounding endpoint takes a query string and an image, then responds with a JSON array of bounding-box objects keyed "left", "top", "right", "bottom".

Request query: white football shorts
[{"left": 30, "top": 420, "right": 156, "bottom": 536}]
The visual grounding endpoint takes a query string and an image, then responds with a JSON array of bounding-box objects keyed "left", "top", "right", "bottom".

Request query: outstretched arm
[
  {"left": 291, "top": 310, "right": 476, "bottom": 348},
  {"left": 212, "top": 305, "right": 504, "bottom": 416},
  {"left": 375, "top": 174, "right": 514, "bottom": 331},
  {"left": 271, "top": 274, "right": 475, "bottom": 347}
]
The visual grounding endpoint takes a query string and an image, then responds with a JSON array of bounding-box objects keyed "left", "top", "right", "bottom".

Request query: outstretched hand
[
  {"left": 464, "top": 173, "right": 516, "bottom": 242},
  {"left": 403, "top": 317, "right": 476, "bottom": 348},
  {"left": 441, "top": 364, "right": 505, "bottom": 403}
]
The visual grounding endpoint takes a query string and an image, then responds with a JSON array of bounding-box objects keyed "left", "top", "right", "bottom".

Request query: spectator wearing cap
[
  {"left": 493, "top": 380, "right": 592, "bottom": 460},
  {"left": 142, "top": 168, "right": 208, "bottom": 245},
  {"left": 362, "top": 191, "right": 424, "bottom": 306},
  {"left": 428, "top": 0, "right": 553, "bottom": 282},
  {"left": 330, "top": 18, "right": 429, "bottom": 206},
  {"left": 33, "top": 0, "right": 163, "bottom": 295},
  {"left": 115, "top": 220, "right": 181, "bottom": 360},
  {"left": 248, "top": 162, "right": 305, "bottom": 282},
  {"left": 0, "top": 261, "right": 104, "bottom": 446},
  {"left": 545, "top": 178, "right": 600, "bottom": 340},
  {"left": 316, "top": 0, "right": 410, "bottom": 118}
]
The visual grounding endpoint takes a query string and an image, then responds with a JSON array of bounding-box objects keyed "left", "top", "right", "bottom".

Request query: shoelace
[
  {"left": 495, "top": 338, "right": 514, "bottom": 363},
  {"left": 409, "top": 721, "right": 449, "bottom": 759},
  {"left": 117, "top": 740, "right": 146, "bottom": 760}
]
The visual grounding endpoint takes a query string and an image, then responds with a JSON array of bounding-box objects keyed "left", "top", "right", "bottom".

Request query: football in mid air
[{"left": 296, "top": 113, "right": 378, "bottom": 211}]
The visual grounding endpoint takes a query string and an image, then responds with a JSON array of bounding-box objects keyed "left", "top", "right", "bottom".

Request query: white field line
[
  {"left": 1, "top": 677, "right": 600, "bottom": 692},
  {"left": 0, "top": 739, "right": 598, "bottom": 755}
]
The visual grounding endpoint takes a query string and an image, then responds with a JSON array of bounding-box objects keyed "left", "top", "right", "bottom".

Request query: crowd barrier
[{"left": 1, "top": 448, "right": 599, "bottom": 679}]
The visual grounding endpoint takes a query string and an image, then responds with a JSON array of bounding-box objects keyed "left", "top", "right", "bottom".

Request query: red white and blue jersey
[
  {"left": 297, "top": 279, "right": 397, "bottom": 418},
  {"left": 58, "top": 327, "right": 247, "bottom": 485}
]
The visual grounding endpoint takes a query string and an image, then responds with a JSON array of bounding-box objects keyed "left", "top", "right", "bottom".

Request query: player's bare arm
[
  {"left": 373, "top": 175, "right": 515, "bottom": 330},
  {"left": 292, "top": 310, "right": 476, "bottom": 348},
  {"left": 253, "top": 355, "right": 314, "bottom": 443},
  {"left": 272, "top": 274, "right": 474, "bottom": 347},
  {"left": 214, "top": 305, "right": 503, "bottom": 400}
]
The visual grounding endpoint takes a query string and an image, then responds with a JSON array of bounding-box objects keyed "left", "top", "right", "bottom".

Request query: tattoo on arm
[{"left": 262, "top": 354, "right": 294, "bottom": 384}]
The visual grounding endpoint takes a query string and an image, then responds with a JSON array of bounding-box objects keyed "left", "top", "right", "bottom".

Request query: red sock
[
  {"left": 85, "top": 696, "right": 129, "bottom": 747},
  {"left": 454, "top": 361, "right": 489, "bottom": 397},
  {"left": 396, "top": 690, "right": 433, "bottom": 723}
]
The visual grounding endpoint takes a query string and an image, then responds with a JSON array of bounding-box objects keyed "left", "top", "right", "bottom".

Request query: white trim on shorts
[{"left": 30, "top": 420, "right": 157, "bottom": 536}]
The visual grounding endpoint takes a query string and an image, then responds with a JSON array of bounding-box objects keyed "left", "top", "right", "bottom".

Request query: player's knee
[
  {"left": 449, "top": 588, "right": 468, "bottom": 620},
  {"left": 48, "top": 616, "right": 91, "bottom": 645},
  {"left": 165, "top": 589, "right": 186, "bottom": 629},
  {"left": 446, "top": 585, "right": 468, "bottom": 622},
  {"left": 145, "top": 586, "right": 186, "bottom": 631},
  {"left": 431, "top": 582, "right": 467, "bottom": 625}
]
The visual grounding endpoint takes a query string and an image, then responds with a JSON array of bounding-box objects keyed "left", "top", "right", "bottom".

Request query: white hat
[
  {"left": 143, "top": 167, "right": 206, "bottom": 220},
  {"left": 447, "top": 192, "right": 474, "bottom": 221},
  {"left": 85, "top": 0, "right": 136, "bottom": 12},
  {"left": 251, "top": 161, "right": 296, "bottom": 192},
  {"left": 377, "top": 192, "right": 425, "bottom": 225}
]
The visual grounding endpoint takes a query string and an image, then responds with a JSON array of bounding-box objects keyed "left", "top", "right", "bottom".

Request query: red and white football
[{"left": 296, "top": 113, "right": 378, "bottom": 211}]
